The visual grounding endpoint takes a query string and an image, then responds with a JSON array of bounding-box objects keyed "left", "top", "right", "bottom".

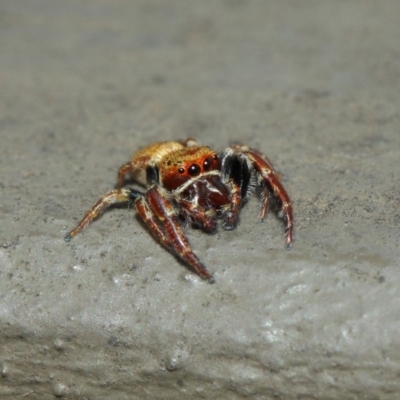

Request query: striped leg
[
  {"left": 222, "top": 145, "right": 294, "bottom": 248},
  {"left": 65, "top": 188, "right": 134, "bottom": 241},
  {"left": 116, "top": 156, "right": 150, "bottom": 189},
  {"left": 219, "top": 150, "right": 252, "bottom": 230},
  {"left": 136, "top": 186, "right": 214, "bottom": 283},
  {"left": 244, "top": 148, "right": 293, "bottom": 247},
  {"left": 223, "top": 183, "right": 241, "bottom": 230}
]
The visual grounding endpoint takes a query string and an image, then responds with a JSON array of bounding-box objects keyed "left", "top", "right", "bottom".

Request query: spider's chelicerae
[{"left": 65, "top": 139, "right": 293, "bottom": 283}]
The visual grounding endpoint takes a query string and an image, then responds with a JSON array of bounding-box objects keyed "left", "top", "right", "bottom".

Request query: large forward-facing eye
[{"left": 188, "top": 164, "right": 201, "bottom": 176}]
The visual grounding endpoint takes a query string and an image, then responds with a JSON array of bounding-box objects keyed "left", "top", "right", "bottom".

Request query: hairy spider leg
[
  {"left": 243, "top": 148, "right": 294, "bottom": 247},
  {"left": 222, "top": 183, "right": 241, "bottom": 230},
  {"left": 133, "top": 186, "right": 214, "bottom": 283},
  {"left": 258, "top": 184, "right": 270, "bottom": 221},
  {"left": 133, "top": 195, "right": 173, "bottom": 248},
  {"left": 219, "top": 151, "right": 252, "bottom": 230},
  {"left": 64, "top": 188, "right": 134, "bottom": 241},
  {"left": 116, "top": 157, "right": 150, "bottom": 189}
]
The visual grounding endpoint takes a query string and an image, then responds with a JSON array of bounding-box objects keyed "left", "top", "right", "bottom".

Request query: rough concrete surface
[{"left": 1, "top": 1, "right": 400, "bottom": 399}]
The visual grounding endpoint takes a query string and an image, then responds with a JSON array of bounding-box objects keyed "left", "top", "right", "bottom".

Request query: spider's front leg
[
  {"left": 248, "top": 148, "right": 293, "bottom": 247},
  {"left": 133, "top": 186, "right": 215, "bottom": 283},
  {"left": 221, "top": 145, "right": 294, "bottom": 247},
  {"left": 219, "top": 149, "right": 252, "bottom": 230}
]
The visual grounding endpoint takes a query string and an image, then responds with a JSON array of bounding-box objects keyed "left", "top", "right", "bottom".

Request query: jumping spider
[{"left": 65, "top": 139, "right": 293, "bottom": 283}]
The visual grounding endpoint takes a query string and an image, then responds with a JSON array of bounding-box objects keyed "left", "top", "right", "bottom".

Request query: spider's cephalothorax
[{"left": 65, "top": 139, "right": 293, "bottom": 283}]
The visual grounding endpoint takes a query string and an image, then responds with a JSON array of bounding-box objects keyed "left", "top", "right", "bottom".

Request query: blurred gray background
[{"left": 1, "top": 1, "right": 399, "bottom": 399}]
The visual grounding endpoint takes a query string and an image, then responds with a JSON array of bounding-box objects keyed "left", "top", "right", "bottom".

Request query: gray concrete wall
[{"left": 1, "top": 1, "right": 399, "bottom": 399}]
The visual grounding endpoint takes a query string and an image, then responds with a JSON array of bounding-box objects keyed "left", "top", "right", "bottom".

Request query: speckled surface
[{"left": 1, "top": 1, "right": 400, "bottom": 399}]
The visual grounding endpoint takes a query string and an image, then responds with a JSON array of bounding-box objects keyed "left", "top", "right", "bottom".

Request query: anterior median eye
[{"left": 188, "top": 164, "right": 201, "bottom": 176}]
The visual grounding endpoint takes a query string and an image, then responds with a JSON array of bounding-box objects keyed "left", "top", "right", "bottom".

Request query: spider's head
[{"left": 159, "top": 146, "right": 220, "bottom": 191}]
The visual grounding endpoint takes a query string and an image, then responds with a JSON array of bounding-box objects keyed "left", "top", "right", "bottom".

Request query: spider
[{"left": 65, "top": 138, "right": 293, "bottom": 283}]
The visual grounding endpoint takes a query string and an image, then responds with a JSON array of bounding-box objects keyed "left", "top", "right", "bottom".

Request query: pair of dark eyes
[{"left": 178, "top": 156, "right": 216, "bottom": 176}]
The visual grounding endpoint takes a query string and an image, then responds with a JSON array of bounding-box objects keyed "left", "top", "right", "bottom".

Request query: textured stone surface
[{"left": 1, "top": 1, "right": 400, "bottom": 399}]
